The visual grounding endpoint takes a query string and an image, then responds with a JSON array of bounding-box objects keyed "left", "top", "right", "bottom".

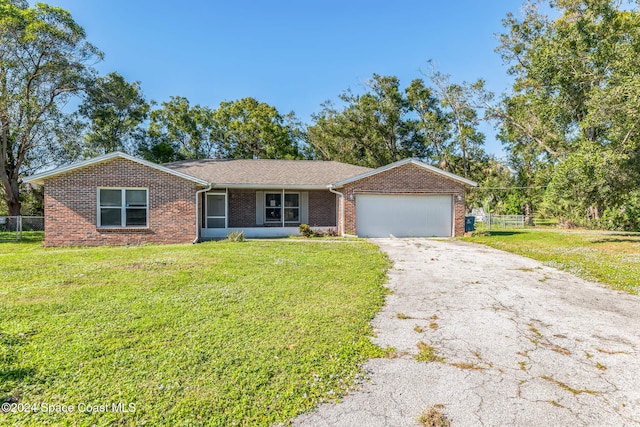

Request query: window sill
[{"left": 97, "top": 227, "right": 151, "bottom": 233}]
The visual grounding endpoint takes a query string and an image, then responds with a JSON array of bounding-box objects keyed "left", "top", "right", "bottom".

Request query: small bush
[
  {"left": 299, "top": 224, "right": 333, "bottom": 238},
  {"left": 325, "top": 228, "right": 338, "bottom": 237},
  {"left": 227, "top": 231, "right": 245, "bottom": 242},
  {"left": 299, "top": 223, "right": 314, "bottom": 238}
]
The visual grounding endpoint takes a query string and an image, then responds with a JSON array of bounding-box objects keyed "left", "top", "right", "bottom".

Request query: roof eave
[
  {"left": 330, "top": 158, "right": 478, "bottom": 188},
  {"left": 23, "top": 152, "right": 210, "bottom": 186},
  {"left": 213, "top": 183, "right": 329, "bottom": 190}
]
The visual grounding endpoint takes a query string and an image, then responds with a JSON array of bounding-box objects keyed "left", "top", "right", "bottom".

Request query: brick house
[{"left": 24, "top": 152, "right": 476, "bottom": 246}]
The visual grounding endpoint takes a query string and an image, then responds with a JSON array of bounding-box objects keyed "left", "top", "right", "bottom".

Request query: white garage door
[{"left": 356, "top": 194, "right": 453, "bottom": 238}]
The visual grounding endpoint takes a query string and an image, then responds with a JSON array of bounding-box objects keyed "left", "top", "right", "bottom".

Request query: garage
[{"left": 355, "top": 194, "right": 453, "bottom": 238}]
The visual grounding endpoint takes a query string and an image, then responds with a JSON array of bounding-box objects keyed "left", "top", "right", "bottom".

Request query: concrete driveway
[{"left": 293, "top": 239, "right": 640, "bottom": 426}]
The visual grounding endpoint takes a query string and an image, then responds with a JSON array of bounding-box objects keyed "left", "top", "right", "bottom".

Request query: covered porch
[{"left": 198, "top": 188, "right": 338, "bottom": 239}]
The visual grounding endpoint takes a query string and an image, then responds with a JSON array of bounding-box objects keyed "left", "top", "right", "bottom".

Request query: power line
[{"left": 470, "top": 186, "right": 548, "bottom": 190}]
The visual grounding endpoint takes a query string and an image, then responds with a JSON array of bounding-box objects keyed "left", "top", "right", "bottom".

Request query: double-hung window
[
  {"left": 98, "top": 188, "right": 148, "bottom": 227},
  {"left": 265, "top": 193, "right": 299, "bottom": 223}
]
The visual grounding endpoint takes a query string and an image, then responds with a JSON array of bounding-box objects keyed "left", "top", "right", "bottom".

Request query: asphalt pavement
[{"left": 292, "top": 239, "right": 640, "bottom": 426}]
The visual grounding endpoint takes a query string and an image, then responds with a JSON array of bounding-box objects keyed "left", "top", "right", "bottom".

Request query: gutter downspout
[
  {"left": 194, "top": 184, "right": 213, "bottom": 243},
  {"left": 328, "top": 185, "right": 345, "bottom": 237}
]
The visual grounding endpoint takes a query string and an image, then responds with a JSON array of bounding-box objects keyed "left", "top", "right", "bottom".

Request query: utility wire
[{"left": 470, "top": 186, "right": 548, "bottom": 190}]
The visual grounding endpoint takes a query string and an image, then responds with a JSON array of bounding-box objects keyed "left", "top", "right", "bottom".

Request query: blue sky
[{"left": 48, "top": 1, "right": 527, "bottom": 158}]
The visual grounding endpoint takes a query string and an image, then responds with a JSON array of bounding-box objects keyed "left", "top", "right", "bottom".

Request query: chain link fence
[
  {"left": 0, "top": 216, "right": 44, "bottom": 242},
  {"left": 472, "top": 214, "right": 526, "bottom": 231}
]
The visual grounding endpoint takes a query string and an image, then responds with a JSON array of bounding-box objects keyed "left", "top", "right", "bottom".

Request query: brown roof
[{"left": 163, "top": 159, "right": 372, "bottom": 187}]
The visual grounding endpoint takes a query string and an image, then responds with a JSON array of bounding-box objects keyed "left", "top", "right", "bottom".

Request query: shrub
[
  {"left": 599, "top": 191, "right": 640, "bottom": 232},
  {"left": 299, "top": 224, "right": 330, "bottom": 238},
  {"left": 227, "top": 231, "right": 245, "bottom": 242},
  {"left": 325, "top": 228, "right": 338, "bottom": 237},
  {"left": 299, "top": 223, "right": 314, "bottom": 238}
]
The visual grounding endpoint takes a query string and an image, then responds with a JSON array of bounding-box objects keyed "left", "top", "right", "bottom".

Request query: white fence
[
  {"left": 0, "top": 216, "right": 44, "bottom": 241},
  {"left": 473, "top": 214, "right": 525, "bottom": 230}
]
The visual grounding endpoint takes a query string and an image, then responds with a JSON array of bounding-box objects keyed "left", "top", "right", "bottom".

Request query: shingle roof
[{"left": 163, "top": 159, "right": 373, "bottom": 188}]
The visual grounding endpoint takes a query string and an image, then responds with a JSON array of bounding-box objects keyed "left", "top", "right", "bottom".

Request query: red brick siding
[
  {"left": 340, "top": 163, "right": 467, "bottom": 237},
  {"left": 227, "top": 190, "right": 256, "bottom": 227},
  {"left": 43, "top": 158, "right": 199, "bottom": 246},
  {"left": 308, "top": 191, "right": 336, "bottom": 226}
]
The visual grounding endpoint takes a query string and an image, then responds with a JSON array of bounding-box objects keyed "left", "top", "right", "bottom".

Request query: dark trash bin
[{"left": 464, "top": 216, "right": 475, "bottom": 232}]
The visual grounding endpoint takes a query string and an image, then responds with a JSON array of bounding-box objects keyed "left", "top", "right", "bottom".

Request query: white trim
[
  {"left": 213, "top": 183, "right": 327, "bottom": 190},
  {"left": 330, "top": 158, "right": 478, "bottom": 188},
  {"left": 264, "top": 191, "right": 301, "bottom": 224},
  {"left": 97, "top": 187, "right": 148, "bottom": 228},
  {"left": 204, "top": 192, "right": 227, "bottom": 229},
  {"left": 24, "top": 152, "right": 210, "bottom": 186},
  {"left": 328, "top": 187, "right": 345, "bottom": 237},
  {"left": 194, "top": 184, "right": 213, "bottom": 243}
]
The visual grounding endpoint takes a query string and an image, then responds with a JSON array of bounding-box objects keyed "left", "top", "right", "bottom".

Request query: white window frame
[
  {"left": 97, "top": 187, "right": 149, "bottom": 228},
  {"left": 265, "top": 191, "right": 300, "bottom": 224},
  {"left": 283, "top": 192, "right": 301, "bottom": 223},
  {"left": 205, "top": 191, "right": 227, "bottom": 229}
]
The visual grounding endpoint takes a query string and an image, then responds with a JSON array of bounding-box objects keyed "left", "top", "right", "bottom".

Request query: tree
[
  {"left": 416, "top": 69, "right": 488, "bottom": 180},
  {"left": 405, "top": 78, "right": 450, "bottom": 168},
  {"left": 308, "top": 74, "right": 423, "bottom": 168},
  {"left": 77, "top": 72, "right": 149, "bottom": 157},
  {"left": 496, "top": 0, "right": 640, "bottom": 225},
  {"left": 308, "top": 72, "right": 491, "bottom": 180},
  {"left": 212, "top": 97, "right": 302, "bottom": 159},
  {"left": 0, "top": 0, "right": 102, "bottom": 215},
  {"left": 146, "top": 96, "right": 216, "bottom": 160}
]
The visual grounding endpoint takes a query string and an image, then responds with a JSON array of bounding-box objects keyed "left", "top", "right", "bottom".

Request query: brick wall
[
  {"left": 227, "top": 189, "right": 256, "bottom": 227},
  {"left": 44, "top": 158, "right": 199, "bottom": 246},
  {"left": 226, "top": 189, "right": 337, "bottom": 227},
  {"left": 340, "top": 163, "right": 467, "bottom": 237},
  {"left": 308, "top": 190, "right": 336, "bottom": 226}
]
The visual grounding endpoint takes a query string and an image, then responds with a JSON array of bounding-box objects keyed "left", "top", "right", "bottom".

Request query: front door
[{"left": 206, "top": 193, "right": 226, "bottom": 228}]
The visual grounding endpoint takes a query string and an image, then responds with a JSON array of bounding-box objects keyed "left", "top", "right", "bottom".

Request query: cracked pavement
[{"left": 292, "top": 239, "right": 640, "bottom": 426}]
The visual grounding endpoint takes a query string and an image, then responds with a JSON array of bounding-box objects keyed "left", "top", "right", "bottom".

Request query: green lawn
[
  {"left": 0, "top": 240, "right": 389, "bottom": 426},
  {"left": 462, "top": 229, "right": 640, "bottom": 294},
  {"left": 0, "top": 231, "right": 44, "bottom": 243}
]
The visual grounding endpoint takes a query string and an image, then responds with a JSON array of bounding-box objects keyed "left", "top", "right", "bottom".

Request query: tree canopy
[
  {"left": 496, "top": 0, "right": 640, "bottom": 226},
  {"left": 5, "top": 0, "right": 640, "bottom": 230},
  {"left": 0, "top": 0, "right": 101, "bottom": 215}
]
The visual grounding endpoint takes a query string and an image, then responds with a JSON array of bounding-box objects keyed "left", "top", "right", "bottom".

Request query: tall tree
[
  {"left": 0, "top": 0, "right": 101, "bottom": 215},
  {"left": 145, "top": 96, "right": 216, "bottom": 160},
  {"left": 496, "top": 0, "right": 640, "bottom": 224},
  {"left": 308, "top": 74, "right": 423, "bottom": 168},
  {"left": 77, "top": 72, "right": 149, "bottom": 157},
  {"left": 309, "top": 72, "right": 490, "bottom": 179},
  {"left": 416, "top": 70, "right": 488, "bottom": 180},
  {"left": 212, "top": 97, "right": 302, "bottom": 159}
]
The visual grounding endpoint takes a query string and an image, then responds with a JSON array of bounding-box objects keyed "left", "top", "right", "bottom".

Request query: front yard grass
[
  {"left": 462, "top": 229, "right": 640, "bottom": 294},
  {"left": 0, "top": 240, "right": 389, "bottom": 426}
]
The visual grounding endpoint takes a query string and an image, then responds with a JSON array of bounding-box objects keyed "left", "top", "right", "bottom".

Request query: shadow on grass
[
  {"left": 589, "top": 237, "right": 640, "bottom": 244},
  {"left": 0, "top": 367, "right": 36, "bottom": 384},
  {"left": 0, "top": 231, "right": 44, "bottom": 243},
  {"left": 477, "top": 231, "right": 525, "bottom": 237}
]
